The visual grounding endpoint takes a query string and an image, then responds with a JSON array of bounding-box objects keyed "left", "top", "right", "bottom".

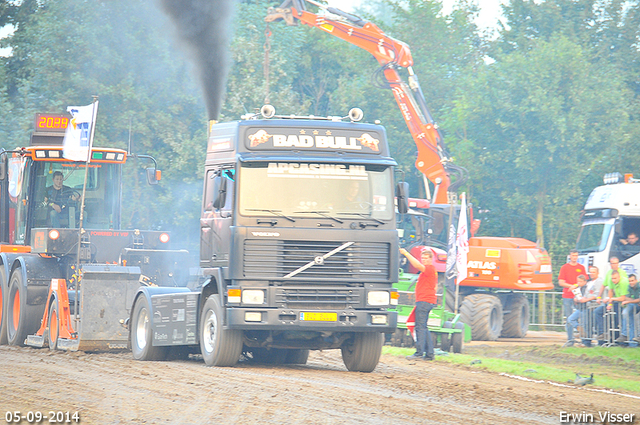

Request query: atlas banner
[
  {"left": 243, "top": 127, "right": 383, "bottom": 154},
  {"left": 63, "top": 102, "right": 99, "bottom": 162}
]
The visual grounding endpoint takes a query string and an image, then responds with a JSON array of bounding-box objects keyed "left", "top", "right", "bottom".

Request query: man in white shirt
[{"left": 581, "top": 266, "right": 605, "bottom": 346}]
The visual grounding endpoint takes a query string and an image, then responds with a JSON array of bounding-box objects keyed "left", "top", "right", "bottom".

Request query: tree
[{"left": 448, "top": 35, "right": 631, "bottom": 259}]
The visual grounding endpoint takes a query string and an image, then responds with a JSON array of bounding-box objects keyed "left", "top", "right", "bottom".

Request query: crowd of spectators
[{"left": 562, "top": 238, "right": 640, "bottom": 347}]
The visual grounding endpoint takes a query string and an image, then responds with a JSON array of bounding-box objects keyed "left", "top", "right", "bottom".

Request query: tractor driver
[{"left": 45, "top": 171, "right": 80, "bottom": 228}]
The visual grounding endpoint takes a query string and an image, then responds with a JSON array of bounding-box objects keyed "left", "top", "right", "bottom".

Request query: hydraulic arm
[{"left": 266, "top": 0, "right": 454, "bottom": 203}]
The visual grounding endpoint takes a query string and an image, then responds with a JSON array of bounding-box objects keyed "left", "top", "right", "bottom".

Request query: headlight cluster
[{"left": 227, "top": 289, "right": 265, "bottom": 305}]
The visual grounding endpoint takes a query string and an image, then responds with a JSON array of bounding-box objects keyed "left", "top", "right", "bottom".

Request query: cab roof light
[{"left": 603, "top": 172, "right": 623, "bottom": 185}]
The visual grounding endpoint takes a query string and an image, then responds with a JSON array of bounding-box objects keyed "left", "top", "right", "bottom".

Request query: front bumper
[{"left": 226, "top": 307, "right": 397, "bottom": 333}]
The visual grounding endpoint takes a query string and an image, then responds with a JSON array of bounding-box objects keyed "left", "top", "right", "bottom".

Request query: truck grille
[
  {"left": 275, "top": 287, "right": 361, "bottom": 309},
  {"left": 243, "top": 240, "right": 390, "bottom": 280}
]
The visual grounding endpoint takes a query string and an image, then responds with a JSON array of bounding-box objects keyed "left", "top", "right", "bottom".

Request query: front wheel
[
  {"left": 131, "top": 296, "right": 167, "bottom": 361},
  {"left": 48, "top": 299, "right": 59, "bottom": 350},
  {"left": 451, "top": 322, "right": 465, "bottom": 353},
  {"left": 0, "top": 264, "right": 7, "bottom": 345},
  {"left": 7, "top": 268, "right": 30, "bottom": 346},
  {"left": 341, "top": 332, "right": 383, "bottom": 373},
  {"left": 199, "top": 295, "right": 243, "bottom": 366}
]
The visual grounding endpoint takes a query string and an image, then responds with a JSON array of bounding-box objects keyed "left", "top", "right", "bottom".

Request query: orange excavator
[{"left": 267, "top": 0, "right": 553, "bottom": 341}]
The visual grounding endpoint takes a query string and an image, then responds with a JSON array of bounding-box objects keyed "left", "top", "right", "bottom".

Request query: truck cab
[
  {"left": 130, "top": 111, "right": 400, "bottom": 372},
  {"left": 576, "top": 173, "right": 640, "bottom": 276}
]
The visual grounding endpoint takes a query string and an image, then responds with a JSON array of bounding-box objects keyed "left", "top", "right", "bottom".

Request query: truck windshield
[
  {"left": 576, "top": 220, "right": 613, "bottom": 253},
  {"left": 31, "top": 161, "right": 121, "bottom": 229},
  {"left": 238, "top": 162, "right": 393, "bottom": 221}
]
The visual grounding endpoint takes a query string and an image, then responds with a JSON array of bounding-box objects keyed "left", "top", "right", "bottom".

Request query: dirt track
[{"left": 1, "top": 343, "right": 638, "bottom": 425}]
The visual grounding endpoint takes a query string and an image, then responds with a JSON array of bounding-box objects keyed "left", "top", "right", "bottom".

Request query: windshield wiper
[
  {"left": 294, "top": 210, "right": 344, "bottom": 224},
  {"left": 336, "top": 212, "right": 385, "bottom": 225},
  {"left": 246, "top": 209, "right": 295, "bottom": 222}
]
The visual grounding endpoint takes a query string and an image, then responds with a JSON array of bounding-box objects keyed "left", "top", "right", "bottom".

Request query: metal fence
[
  {"left": 521, "top": 291, "right": 639, "bottom": 345},
  {"left": 521, "top": 290, "right": 565, "bottom": 330}
]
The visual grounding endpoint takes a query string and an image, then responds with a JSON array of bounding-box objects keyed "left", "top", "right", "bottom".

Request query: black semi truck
[{"left": 129, "top": 108, "right": 402, "bottom": 372}]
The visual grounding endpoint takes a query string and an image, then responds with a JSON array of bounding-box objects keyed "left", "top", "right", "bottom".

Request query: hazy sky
[{"left": 327, "top": 0, "right": 507, "bottom": 29}]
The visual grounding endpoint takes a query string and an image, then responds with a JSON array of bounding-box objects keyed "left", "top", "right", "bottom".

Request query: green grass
[{"left": 382, "top": 345, "right": 640, "bottom": 394}]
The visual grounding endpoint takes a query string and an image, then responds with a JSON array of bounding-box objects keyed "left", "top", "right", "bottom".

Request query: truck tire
[
  {"left": 249, "top": 347, "right": 287, "bottom": 364},
  {"left": 341, "top": 332, "right": 383, "bottom": 373},
  {"left": 200, "top": 295, "right": 243, "bottom": 367},
  {"left": 48, "top": 298, "right": 60, "bottom": 350},
  {"left": 7, "top": 267, "right": 32, "bottom": 346},
  {"left": 285, "top": 349, "right": 309, "bottom": 365},
  {"left": 500, "top": 293, "right": 529, "bottom": 338},
  {"left": 459, "top": 293, "right": 503, "bottom": 341},
  {"left": 131, "top": 296, "right": 167, "bottom": 361},
  {"left": 0, "top": 265, "right": 7, "bottom": 345},
  {"left": 451, "top": 322, "right": 465, "bottom": 353}
]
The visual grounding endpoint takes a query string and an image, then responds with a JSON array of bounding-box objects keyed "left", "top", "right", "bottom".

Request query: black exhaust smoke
[{"left": 158, "top": 0, "right": 235, "bottom": 120}]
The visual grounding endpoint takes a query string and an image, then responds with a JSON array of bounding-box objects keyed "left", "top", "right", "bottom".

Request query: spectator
[
  {"left": 580, "top": 266, "right": 604, "bottom": 346},
  {"left": 619, "top": 232, "right": 639, "bottom": 246},
  {"left": 558, "top": 250, "right": 587, "bottom": 322},
  {"left": 399, "top": 247, "right": 436, "bottom": 361},
  {"left": 566, "top": 274, "right": 588, "bottom": 347},
  {"left": 595, "top": 267, "right": 629, "bottom": 341},
  {"left": 617, "top": 274, "right": 639, "bottom": 343},
  {"left": 618, "top": 232, "right": 640, "bottom": 259}
]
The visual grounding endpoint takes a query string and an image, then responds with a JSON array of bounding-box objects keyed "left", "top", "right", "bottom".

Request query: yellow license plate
[{"left": 300, "top": 312, "right": 337, "bottom": 322}]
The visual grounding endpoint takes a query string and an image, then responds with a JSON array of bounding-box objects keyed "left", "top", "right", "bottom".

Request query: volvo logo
[{"left": 314, "top": 256, "right": 324, "bottom": 265}]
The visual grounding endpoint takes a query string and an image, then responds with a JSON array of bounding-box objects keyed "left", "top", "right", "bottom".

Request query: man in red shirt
[
  {"left": 558, "top": 250, "right": 587, "bottom": 328},
  {"left": 400, "top": 247, "right": 437, "bottom": 361}
]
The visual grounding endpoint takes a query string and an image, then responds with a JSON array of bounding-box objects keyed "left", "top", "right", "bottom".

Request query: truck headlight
[
  {"left": 242, "top": 290, "right": 265, "bottom": 305},
  {"left": 367, "top": 291, "right": 390, "bottom": 306}
]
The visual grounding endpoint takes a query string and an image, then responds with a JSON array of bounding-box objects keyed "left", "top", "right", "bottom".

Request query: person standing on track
[
  {"left": 558, "top": 250, "right": 587, "bottom": 323},
  {"left": 400, "top": 247, "right": 437, "bottom": 361}
]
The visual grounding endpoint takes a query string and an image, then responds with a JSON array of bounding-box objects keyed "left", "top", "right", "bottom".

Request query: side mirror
[
  {"left": 213, "top": 176, "right": 228, "bottom": 209},
  {"left": 396, "top": 182, "right": 410, "bottom": 214},
  {"left": 146, "top": 168, "right": 161, "bottom": 185}
]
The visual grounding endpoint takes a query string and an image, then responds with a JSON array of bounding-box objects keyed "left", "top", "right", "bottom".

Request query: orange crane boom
[{"left": 266, "top": 0, "right": 452, "bottom": 203}]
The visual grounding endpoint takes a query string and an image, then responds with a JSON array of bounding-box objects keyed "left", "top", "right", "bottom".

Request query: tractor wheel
[
  {"left": 131, "top": 296, "right": 167, "bottom": 361},
  {"left": 500, "top": 293, "right": 530, "bottom": 338},
  {"left": 440, "top": 321, "right": 452, "bottom": 352},
  {"left": 451, "top": 322, "right": 465, "bottom": 353},
  {"left": 0, "top": 264, "right": 7, "bottom": 345},
  {"left": 47, "top": 298, "right": 60, "bottom": 350},
  {"left": 200, "top": 295, "right": 243, "bottom": 366},
  {"left": 7, "top": 267, "right": 33, "bottom": 346},
  {"left": 284, "top": 349, "right": 309, "bottom": 365},
  {"left": 460, "top": 293, "right": 503, "bottom": 341},
  {"left": 341, "top": 332, "right": 383, "bottom": 373}
]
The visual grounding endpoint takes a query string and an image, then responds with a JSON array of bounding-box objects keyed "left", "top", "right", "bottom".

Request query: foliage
[{"left": 0, "top": 0, "right": 639, "bottom": 269}]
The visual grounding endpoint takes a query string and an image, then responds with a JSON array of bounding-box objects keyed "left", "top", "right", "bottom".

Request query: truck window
[
  {"left": 238, "top": 162, "right": 393, "bottom": 220},
  {"left": 203, "top": 168, "right": 234, "bottom": 213},
  {"left": 576, "top": 220, "right": 613, "bottom": 253},
  {"left": 31, "top": 161, "right": 120, "bottom": 230},
  {"left": 9, "top": 156, "right": 31, "bottom": 244}
]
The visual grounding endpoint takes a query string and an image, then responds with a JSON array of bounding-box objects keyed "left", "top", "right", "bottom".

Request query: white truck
[{"left": 576, "top": 173, "right": 640, "bottom": 276}]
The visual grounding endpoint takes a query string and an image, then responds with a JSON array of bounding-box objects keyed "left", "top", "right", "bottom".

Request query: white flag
[
  {"left": 456, "top": 193, "right": 469, "bottom": 285},
  {"left": 63, "top": 102, "right": 98, "bottom": 162}
]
